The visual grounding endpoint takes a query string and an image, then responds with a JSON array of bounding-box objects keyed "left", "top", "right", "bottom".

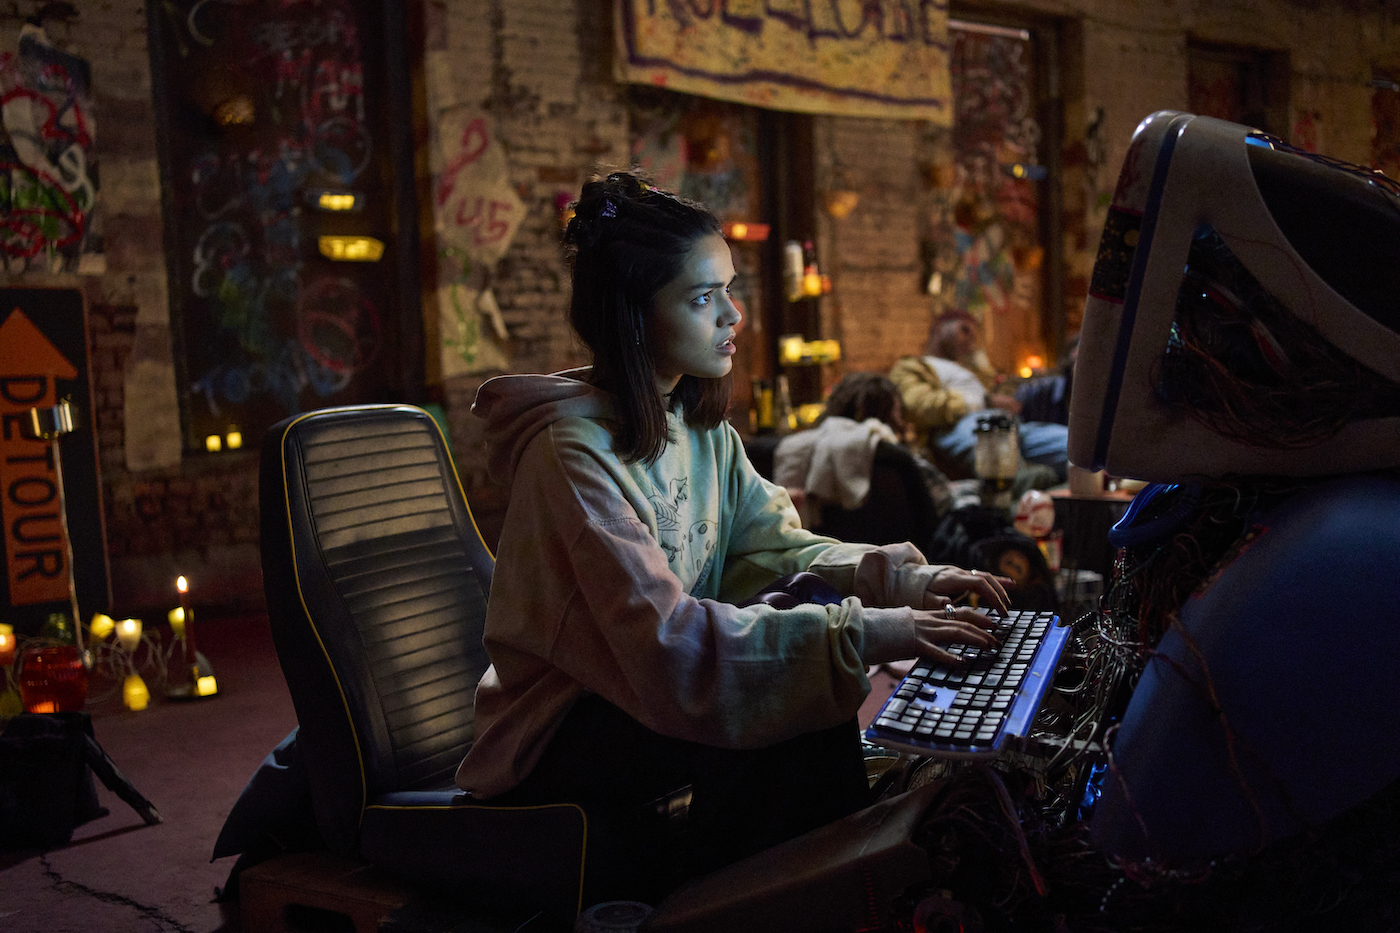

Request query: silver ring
[{"left": 944, "top": 603, "right": 957, "bottom": 619}]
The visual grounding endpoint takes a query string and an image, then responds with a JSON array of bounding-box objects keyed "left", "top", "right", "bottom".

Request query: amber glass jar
[{"left": 18, "top": 645, "right": 88, "bottom": 714}]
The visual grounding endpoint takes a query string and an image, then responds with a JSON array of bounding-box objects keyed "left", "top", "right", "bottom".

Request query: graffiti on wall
[
  {"left": 0, "top": 23, "right": 100, "bottom": 274},
  {"left": 431, "top": 109, "right": 521, "bottom": 377},
  {"left": 946, "top": 25, "right": 1043, "bottom": 370},
  {"left": 629, "top": 98, "right": 760, "bottom": 222},
  {"left": 154, "top": 0, "right": 399, "bottom": 447}
]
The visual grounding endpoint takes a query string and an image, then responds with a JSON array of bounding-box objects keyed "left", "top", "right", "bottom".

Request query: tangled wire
[{"left": 1154, "top": 226, "right": 1400, "bottom": 449}]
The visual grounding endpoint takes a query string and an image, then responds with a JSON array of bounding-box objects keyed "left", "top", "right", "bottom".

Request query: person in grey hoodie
[{"left": 455, "top": 172, "right": 1011, "bottom": 901}]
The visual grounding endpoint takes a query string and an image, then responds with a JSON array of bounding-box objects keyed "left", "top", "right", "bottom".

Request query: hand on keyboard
[
  {"left": 911, "top": 605, "right": 1001, "bottom": 666},
  {"left": 922, "top": 568, "right": 1014, "bottom": 616},
  {"left": 866, "top": 610, "right": 1067, "bottom": 758}
]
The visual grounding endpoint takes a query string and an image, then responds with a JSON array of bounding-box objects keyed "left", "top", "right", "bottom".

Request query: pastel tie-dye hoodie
[{"left": 455, "top": 370, "right": 958, "bottom": 797}]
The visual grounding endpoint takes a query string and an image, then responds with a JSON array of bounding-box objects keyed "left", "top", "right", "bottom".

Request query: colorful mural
[
  {"left": 946, "top": 25, "right": 1044, "bottom": 373},
  {"left": 0, "top": 23, "right": 100, "bottom": 274},
  {"left": 152, "top": 0, "right": 404, "bottom": 449}
]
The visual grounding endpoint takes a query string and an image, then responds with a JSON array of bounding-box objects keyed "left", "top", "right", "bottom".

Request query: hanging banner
[{"left": 614, "top": 0, "right": 951, "bottom": 124}]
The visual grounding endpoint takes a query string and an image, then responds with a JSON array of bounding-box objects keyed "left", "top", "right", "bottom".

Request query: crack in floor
[{"left": 41, "top": 855, "right": 197, "bottom": 933}]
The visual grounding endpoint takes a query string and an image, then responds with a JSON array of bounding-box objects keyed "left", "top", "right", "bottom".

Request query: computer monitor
[
  {"left": 1075, "top": 112, "right": 1400, "bottom": 866},
  {"left": 1068, "top": 111, "right": 1400, "bottom": 482}
]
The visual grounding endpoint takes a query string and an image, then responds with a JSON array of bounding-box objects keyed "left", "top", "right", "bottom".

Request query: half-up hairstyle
[{"left": 563, "top": 171, "right": 731, "bottom": 463}]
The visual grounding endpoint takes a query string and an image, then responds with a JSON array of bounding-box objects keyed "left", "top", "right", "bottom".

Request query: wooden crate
[{"left": 240, "top": 852, "right": 413, "bottom": 933}]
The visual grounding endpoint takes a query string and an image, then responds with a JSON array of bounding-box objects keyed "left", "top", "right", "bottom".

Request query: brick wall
[
  {"left": 4, "top": 0, "right": 1397, "bottom": 609},
  {"left": 1, "top": 2, "right": 261, "bottom": 616},
  {"left": 819, "top": 115, "right": 938, "bottom": 377},
  {"left": 429, "top": 0, "right": 624, "bottom": 546},
  {"left": 88, "top": 300, "right": 262, "bottom": 614}
]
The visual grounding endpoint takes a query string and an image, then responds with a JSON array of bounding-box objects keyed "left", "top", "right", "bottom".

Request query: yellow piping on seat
[
  {"left": 279, "top": 408, "right": 371, "bottom": 826},
  {"left": 279, "top": 405, "right": 585, "bottom": 915}
]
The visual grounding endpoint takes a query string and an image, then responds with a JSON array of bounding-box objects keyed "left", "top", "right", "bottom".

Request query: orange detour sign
[
  {"left": 0, "top": 307, "right": 78, "bottom": 606},
  {"left": 0, "top": 289, "right": 109, "bottom": 636}
]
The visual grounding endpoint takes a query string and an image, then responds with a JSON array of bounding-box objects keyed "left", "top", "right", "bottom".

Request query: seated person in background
[
  {"left": 773, "top": 371, "right": 957, "bottom": 531},
  {"left": 457, "top": 172, "right": 1012, "bottom": 903},
  {"left": 1013, "top": 334, "right": 1077, "bottom": 426},
  {"left": 890, "top": 310, "right": 1069, "bottom": 487}
]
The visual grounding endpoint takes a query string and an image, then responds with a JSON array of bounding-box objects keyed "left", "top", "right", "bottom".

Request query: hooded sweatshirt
[
  {"left": 772, "top": 416, "right": 902, "bottom": 511},
  {"left": 455, "top": 370, "right": 961, "bottom": 798}
]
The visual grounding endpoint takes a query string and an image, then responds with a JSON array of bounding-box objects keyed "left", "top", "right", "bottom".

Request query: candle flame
[{"left": 177, "top": 576, "right": 188, "bottom": 593}]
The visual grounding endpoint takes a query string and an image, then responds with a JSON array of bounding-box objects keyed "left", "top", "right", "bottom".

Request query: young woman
[{"left": 454, "top": 172, "right": 1010, "bottom": 901}]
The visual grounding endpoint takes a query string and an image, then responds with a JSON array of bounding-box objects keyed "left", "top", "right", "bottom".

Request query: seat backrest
[
  {"left": 817, "top": 441, "right": 941, "bottom": 552},
  {"left": 259, "top": 404, "right": 494, "bottom": 854}
]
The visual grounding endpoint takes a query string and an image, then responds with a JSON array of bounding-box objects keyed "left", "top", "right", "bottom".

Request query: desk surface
[{"left": 1049, "top": 487, "right": 1136, "bottom": 503}]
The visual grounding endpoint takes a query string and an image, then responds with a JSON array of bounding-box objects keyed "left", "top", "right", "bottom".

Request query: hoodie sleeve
[
  {"left": 717, "top": 422, "right": 952, "bottom": 621},
  {"left": 502, "top": 422, "right": 918, "bottom": 749},
  {"left": 554, "top": 516, "right": 882, "bottom": 747}
]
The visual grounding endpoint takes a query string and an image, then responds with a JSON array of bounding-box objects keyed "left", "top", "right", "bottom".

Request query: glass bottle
[
  {"left": 773, "top": 375, "right": 796, "bottom": 436},
  {"left": 974, "top": 413, "right": 1019, "bottom": 511}
]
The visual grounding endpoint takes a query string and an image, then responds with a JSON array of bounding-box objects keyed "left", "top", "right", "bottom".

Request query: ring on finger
[{"left": 944, "top": 603, "right": 957, "bottom": 619}]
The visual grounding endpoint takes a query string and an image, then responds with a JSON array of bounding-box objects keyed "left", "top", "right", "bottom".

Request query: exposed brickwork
[
  {"left": 4, "top": 0, "right": 1397, "bottom": 585},
  {"left": 87, "top": 302, "right": 261, "bottom": 575}
]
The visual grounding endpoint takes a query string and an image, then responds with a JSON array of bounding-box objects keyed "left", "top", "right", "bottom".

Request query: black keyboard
[{"left": 864, "top": 609, "right": 1069, "bottom": 759}]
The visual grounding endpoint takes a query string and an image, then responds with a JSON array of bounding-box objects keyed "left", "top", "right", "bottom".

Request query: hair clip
[{"left": 601, "top": 200, "right": 617, "bottom": 218}]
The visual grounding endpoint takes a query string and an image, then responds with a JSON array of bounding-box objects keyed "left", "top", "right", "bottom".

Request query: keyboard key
[{"left": 865, "top": 609, "right": 1066, "bottom": 756}]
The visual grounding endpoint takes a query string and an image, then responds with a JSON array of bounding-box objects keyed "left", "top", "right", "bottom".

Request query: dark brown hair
[
  {"left": 821, "top": 372, "right": 904, "bottom": 434},
  {"left": 563, "top": 171, "right": 731, "bottom": 463}
]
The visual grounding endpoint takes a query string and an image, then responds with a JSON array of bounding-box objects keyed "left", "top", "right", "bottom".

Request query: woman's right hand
[{"left": 910, "top": 605, "right": 1000, "bottom": 666}]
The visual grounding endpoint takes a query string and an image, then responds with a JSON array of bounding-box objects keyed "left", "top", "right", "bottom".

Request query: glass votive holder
[{"left": 18, "top": 645, "right": 88, "bottom": 714}]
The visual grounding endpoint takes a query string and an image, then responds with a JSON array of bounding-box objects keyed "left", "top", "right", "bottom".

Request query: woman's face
[{"left": 648, "top": 233, "right": 741, "bottom": 395}]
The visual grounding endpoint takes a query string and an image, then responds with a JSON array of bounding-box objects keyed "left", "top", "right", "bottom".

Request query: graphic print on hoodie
[{"left": 647, "top": 475, "right": 718, "bottom": 587}]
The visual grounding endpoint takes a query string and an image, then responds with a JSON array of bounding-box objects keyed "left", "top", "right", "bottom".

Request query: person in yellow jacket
[{"left": 890, "top": 310, "right": 1068, "bottom": 488}]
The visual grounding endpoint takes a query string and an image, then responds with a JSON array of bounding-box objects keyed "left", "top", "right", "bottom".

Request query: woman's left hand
[{"left": 924, "top": 568, "right": 1013, "bottom": 616}]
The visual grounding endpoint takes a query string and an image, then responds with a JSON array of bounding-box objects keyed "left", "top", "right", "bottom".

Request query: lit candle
[
  {"left": 177, "top": 576, "right": 197, "bottom": 667},
  {"left": 0, "top": 626, "right": 14, "bottom": 668},
  {"left": 116, "top": 618, "right": 143, "bottom": 653}
]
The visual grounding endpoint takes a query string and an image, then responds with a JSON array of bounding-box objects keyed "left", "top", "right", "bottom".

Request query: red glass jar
[{"left": 18, "top": 645, "right": 88, "bottom": 714}]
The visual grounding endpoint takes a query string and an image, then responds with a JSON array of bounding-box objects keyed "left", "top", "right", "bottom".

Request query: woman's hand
[
  {"left": 910, "top": 604, "right": 1001, "bottom": 666},
  {"left": 924, "top": 568, "right": 1013, "bottom": 616}
]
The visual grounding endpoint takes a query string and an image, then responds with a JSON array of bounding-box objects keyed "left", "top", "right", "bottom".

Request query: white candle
[{"left": 116, "top": 618, "right": 143, "bottom": 653}]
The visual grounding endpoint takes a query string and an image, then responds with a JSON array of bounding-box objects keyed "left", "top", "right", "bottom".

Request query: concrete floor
[
  {"left": 1, "top": 614, "right": 297, "bottom": 933},
  {"left": 0, "top": 616, "right": 902, "bottom": 933}
]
